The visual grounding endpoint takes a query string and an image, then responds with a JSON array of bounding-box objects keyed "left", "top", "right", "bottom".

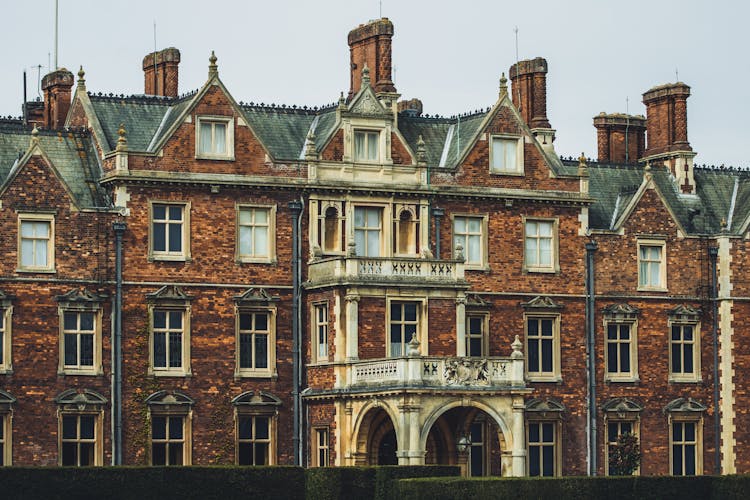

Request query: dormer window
[
  {"left": 196, "top": 116, "right": 234, "bottom": 160},
  {"left": 354, "top": 130, "right": 379, "bottom": 162},
  {"left": 490, "top": 135, "right": 523, "bottom": 174}
]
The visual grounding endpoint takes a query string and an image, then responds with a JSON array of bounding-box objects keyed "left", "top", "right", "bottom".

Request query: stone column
[
  {"left": 397, "top": 399, "right": 425, "bottom": 465},
  {"left": 511, "top": 397, "right": 526, "bottom": 477},
  {"left": 345, "top": 294, "right": 360, "bottom": 361},
  {"left": 456, "top": 295, "right": 467, "bottom": 357}
]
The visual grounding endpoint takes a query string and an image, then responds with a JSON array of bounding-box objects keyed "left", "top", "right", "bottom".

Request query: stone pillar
[
  {"left": 511, "top": 397, "right": 526, "bottom": 477},
  {"left": 397, "top": 400, "right": 425, "bottom": 465},
  {"left": 345, "top": 294, "right": 359, "bottom": 361},
  {"left": 456, "top": 296, "right": 467, "bottom": 357}
]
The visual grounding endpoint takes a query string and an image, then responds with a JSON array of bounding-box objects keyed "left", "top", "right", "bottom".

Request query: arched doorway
[
  {"left": 424, "top": 406, "right": 506, "bottom": 476},
  {"left": 354, "top": 406, "right": 398, "bottom": 465}
]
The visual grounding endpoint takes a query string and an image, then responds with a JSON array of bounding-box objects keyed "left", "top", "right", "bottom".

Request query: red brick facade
[{"left": 0, "top": 17, "right": 746, "bottom": 478}]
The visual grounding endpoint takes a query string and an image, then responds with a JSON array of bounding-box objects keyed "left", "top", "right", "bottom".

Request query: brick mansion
[{"left": 0, "top": 17, "right": 748, "bottom": 477}]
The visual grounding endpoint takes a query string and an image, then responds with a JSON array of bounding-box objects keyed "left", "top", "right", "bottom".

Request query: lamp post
[{"left": 457, "top": 434, "right": 471, "bottom": 476}]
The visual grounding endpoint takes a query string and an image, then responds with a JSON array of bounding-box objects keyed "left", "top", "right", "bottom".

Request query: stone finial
[
  {"left": 644, "top": 162, "right": 652, "bottom": 181},
  {"left": 407, "top": 333, "right": 421, "bottom": 357},
  {"left": 416, "top": 134, "right": 427, "bottom": 166},
  {"left": 338, "top": 91, "right": 347, "bottom": 110},
  {"left": 30, "top": 124, "right": 40, "bottom": 146},
  {"left": 499, "top": 72, "right": 508, "bottom": 97},
  {"left": 347, "top": 240, "right": 357, "bottom": 257},
  {"left": 511, "top": 335, "right": 523, "bottom": 359},
  {"left": 304, "top": 129, "right": 317, "bottom": 161},
  {"left": 721, "top": 217, "right": 728, "bottom": 231},
  {"left": 116, "top": 123, "right": 128, "bottom": 151},
  {"left": 455, "top": 243, "right": 465, "bottom": 262},
  {"left": 77, "top": 66, "right": 86, "bottom": 89},
  {"left": 208, "top": 51, "right": 218, "bottom": 77},
  {"left": 361, "top": 64, "right": 371, "bottom": 88},
  {"left": 578, "top": 152, "right": 589, "bottom": 177}
]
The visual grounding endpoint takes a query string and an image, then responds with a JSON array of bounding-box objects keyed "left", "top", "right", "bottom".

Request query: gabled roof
[
  {"left": 580, "top": 159, "right": 748, "bottom": 235},
  {"left": 0, "top": 122, "right": 106, "bottom": 208}
]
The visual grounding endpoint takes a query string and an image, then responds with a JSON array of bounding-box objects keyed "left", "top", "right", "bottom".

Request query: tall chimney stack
[
  {"left": 143, "top": 47, "right": 181, "bottom": 97},
  {"left": 41, "top": 68, "right": 74, "bottom": 129},
  {"left": 642, "top": 82, "right": 691, "bottom": 157},
  {"left": 509, "top": 57, "right": 551, "bottom": 129},
  {"left": 347, "top": 18, "right": 396, "bottom": 99},
  {"left": 593, "top": 113, "right": 646, "bottom": 163}
]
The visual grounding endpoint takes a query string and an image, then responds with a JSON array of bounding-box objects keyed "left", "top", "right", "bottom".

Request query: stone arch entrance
[
  {"left": 421, "top": 399, "right": 515, "bottom": 476},
  {"left": 353, "top": 404, "right": 399, "bottom": 465}
]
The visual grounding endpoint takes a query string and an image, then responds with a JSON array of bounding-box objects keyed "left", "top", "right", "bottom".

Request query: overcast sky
[{"left": 2, "top": 0, "right": 746, "bottom": 167}]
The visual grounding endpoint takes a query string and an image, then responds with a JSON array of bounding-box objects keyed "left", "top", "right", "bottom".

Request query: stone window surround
[
  {"left": 385, "top": 295, "right": 428, "bottom": 358},
  {"left": 524, "top": 312, "right": 562, "bottom": 382},
  {"left": 17, "top": 212, "right": 55, "bottom": 273},
  {"left": 451, "top": 213, "right": 489, "bottom": 270},
  {"left": 235, "top": 203, "right": 277, "bottom": 264},
  {"left": 146, "top": 390, "right": 194, "bottom": 466},
  {"left": 637, "top": 238, "right": 667, "bottom": 292},
  {"left": 148, "top": 201, "right": 191, "bottom": 262},
  {"left": 489, "top": 134, "right": 524, "bottom": 176},
  {"left": 311, "top": 301, "right": 329, "bottom": 364},
  {"left": 522, "top": 217, "right": 559, "bottom": 274},
  {"left": 232, "top": 391, "right": 281, "bottom": 466},
  {"left": 195, "top": 115, "right": 235, "bottom": 161},
  {"left": 56, "top": 291, "right": 105, "bottom": 376}
]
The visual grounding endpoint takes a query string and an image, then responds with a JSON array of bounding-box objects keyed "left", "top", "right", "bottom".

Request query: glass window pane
[
  {"left": 404, "top": 304, "right": 417, "bottom": 322},
  {"left": 169, "top": 417, "right": 183, "bottom": 440},
  {"left": 64, "top": 312, "right": 77, "bottom": 330},
  {"left": 238, "top": 417, "right": 252, "bottom": 440},
  {"left": 154, "top": 332, "right": 166, "bottom": 367},
  {"left": 672, "top": 344, "right": 682, "bottom": 373},
  {"left": 469, "top": 338, "right": 482, "bottom": 357},
  {"left": 64, "top": 334, "right": 78, "bottom": 365},
  {"left": 62, "top": 416, "right": 77, "bottom": 439},
  {"left": 454, "top": 217, "right": 466, "bottom": 233},
  {"left": 80, "top": 313, "right": 94, "bottom": 331},
  {"left": 168, "top": 223, "right": 182, "bottom": 252},
  {"left": 367, "top": 230, "right": 380, "bottom": 256},
  {"left": 354, "top": 208, "right": 365, "bottom": 226},
  {"left": 214, "top": 123, "right": 226, "bottom": 154},
  {"left": 238, "top": 443, "right": 252, "bottom": 465},
  {"left": 673, "top": 422, "right": 683, "bottom": 441},
  {"left": 529, "top": 446, "right": 540, "bottom": 476},
  {"left": 254, "top": 334, "right": 268, "bottom": 369},
  {"left": 685, "top": 445, "right": 696, "bottom": 475},
  {"left": 542, "top": 423, "right": 554, "bottom": 442},
  {"left": 20, "top": 222, "right": 34, "bottom": 237},
  {"left": 684, "top": 423, "right": 695, "bottom": 441},
  {"left": 468, "top": 235, "right": 480, "bottom": 262},
  {"left": 528, "top": 339, "right": 539, "bottom": 372},
  {"left": 239, "top": 333, "right": 252, "bottom": 368},
  {"left": 255, "top": 314, "right": 268, "bottom": 331},
  {"left": 169, "top": 206, "right": 182, "bottom": 221},
  {"left": 80, "top": 334, "right": 94, "bottom": 366},
  {"left": 239, "top": 226, "right": 252, "bottom": 255},
  {"left": 35, "top": 241, "right": 47, "bottom": 267},
  {"left": 200, "top": 123, "right": 212, "bottom": 153},
  {"left": 684, "top": 346, "right": 694, "bottom": 373},
  {"left": 542, "top": 445, "right": 554, "bottom": 476},
  {"left": 152, "top": 444, "right": 166, "bottom": 465},
  {"left": 254, "top": 227, "right": 268, "bottom": 256},
  {"left": 238, "top": 209, "right": 252, "bottom": 225},
  {"left": 254, "top": 209, "right": 268, "bottom": 224},
  {"left": 620, "top": 344, "right": 630, "bottom": 371},
  {"left": 239, "top": 313, "right": 252, "bottom": 331},
  {"left": 153, "top": 205, "right": 166, "bottom": 219},
  {"left": 541, "top": 319, "right": 553, "bottom": 337},
  {"left": 541, "top": 339, "right": 553, "bottom": 372},
  {"left": 468, "top": 218, "right": 481, "bottom": 232},
  {"left": 255, "top": 443, "right": 268, "bottom": 466},
  {"left": 153, "top": 310, "right": 166, "bottom": 329},
  {"left": 80, "top": 416, "right": 95, "bottom": 439},
  {"left": 152, "top": 417, "right": 166, "bottom": 440},
  {"left": 80, "top": 443, "right": 94, "bottom": 466},
  {"left": 672, "top": 445, "right": 682, "bottom": 475},
  {"left": 62, "top": 442, "right": 77, "bottom": 466},
  {"left": 169, "top": 443, "right": 183, "bottom": 465},
  {"left": 683, "top": 326, "right": 693, "bottom": 340},
  {"left": 255, "top": 417, "right": 269, "bottom": 439},
  {"left": 354, "top": 133, "right": 365, "bottom": 160},
  {"left": 169, "top": 332, "right": 182, "bottom": 367},
  {"left": 367, "top": 132, "right": 378, "bottom": 160},
  {"left": 608, "top": 423, "right": 618, "bottom": 442},
  {"left": 169, "top": 311, "right": 183, "bottom": 329},
  {"left": 153, "top": 223, "right": 166, "bottom": 252},
  {"left": 607, "top": 343, "right": 617, "bottom": 372},
  {"left": 529, "top": 423, "right": 539, "bottom": 443}
]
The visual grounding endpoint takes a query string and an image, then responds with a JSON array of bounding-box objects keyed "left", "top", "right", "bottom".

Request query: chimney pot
[
  {"left": 347, "top": 18, "right": 396, "bottom": 98},
  {"left": 642, "top": 82, "right": 691, "bottom": 156},
  {"left": 41, "top": 68, "right": 74, "bottom": 129},
  {"left": 508, "top": 57, "right": 551, "bottom": 129},
  {"left": 143, "top": 47, "right": 181, "bottom": 97},
  {"left": 593, "top": 113, "right": 646, "bottom": 163}
]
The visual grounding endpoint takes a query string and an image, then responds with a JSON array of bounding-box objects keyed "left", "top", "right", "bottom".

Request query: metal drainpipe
[
  {"left": 112, "top": 221, "right": 126, "bottom": 465},
  {"left": 709, "top": 246, "right": 721, "bottom": 474},
  {"left": 288, "top": 200, "right": 303, "bottom": 466},
  {"left": 585, "top": 241, "right": 598, "bottom": 475}
]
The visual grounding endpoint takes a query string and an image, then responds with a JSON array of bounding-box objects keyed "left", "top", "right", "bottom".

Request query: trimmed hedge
[
  {"left": 396, "top": 475, "right": 750, "bottom": 500},
  {"left": 306, "top": 465, "right": 460, "bottom": 500},
  {"left": 0, "top": 466, "right": 305, "bottom": 500}
]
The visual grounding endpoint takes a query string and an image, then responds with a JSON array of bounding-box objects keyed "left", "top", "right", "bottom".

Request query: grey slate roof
[
  {"left": 577, "top": 158, "right": 749, "bottom": 235},
  {"left": 239, "top": 105, "right": 316, "bottom": 160},
  {"left": 0, "top": 122, "right": 106, "bottom": 208},
  {"left": 399, "top": 111, "right": 488, "bottom": 169}
]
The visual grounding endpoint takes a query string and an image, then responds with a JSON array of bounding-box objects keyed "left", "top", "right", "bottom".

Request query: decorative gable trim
[
  {"left": 466, "top": 293, "right": 491, "bottom": 308},
  {"left": 344, "top": 85, "right": 391, "bottom": 119},
  {"left": 664, "top": 397, "right": 707, "bottom": 414},
  {"left": 0, "top": 289, "right": 15, "bottom": 308},
  {"left": 231, "top": 391, "right": 282, "bottom": 407},
  {"left": 145, "top": 285, "right": 193, "bottom": 304},
  {"left": 601, "top": 398, "right": 643, "bottom": 415},
  {"left": 602, "top": 303, "right": 640, "bottom": 320},
  {"left": 668, "top": 304, "right": 701, "bottom": 321},
  {"left": 525, "top": 398, "right": 566, "bottom": 417},
  {"left": 0, "top": 389, "right": 16, "bottom": 412},
  {"left": 56, "top": 288, "right": 107, "bottom": 305},
  {"left": 55, "top": 389, "right": 107, "bottom": 410},
  {"left": 522, "top": 295, "right": 564, "bottom": 310},
  {"left": 145, "top": 390, "right": 195, "bottom": 408},
  {"left": 233, "top": 288, "right": 279, "bottom": 307}
]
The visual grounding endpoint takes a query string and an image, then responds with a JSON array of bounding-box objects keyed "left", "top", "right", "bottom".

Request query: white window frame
[
  {"left": 148, "top": 306, "right": 191, "bottom": 376},
  {"left": 637, "top": 239, "right": 667, "bottom": 291},
  {"left": 452, "top": 214, "right": 489, "bottom": 269},
  {"left": 523, "top": 217, "right": 558, "bottom": 273},
  {"left": 669, "top": 416, "right": 702, "bottom": 476},
  {"left": 58, "top": 308, "right": 103, "bottom": 376},
  {"left": 17, "top": 213, "right": 55, "bottom": 272},
  {"left": 393, "top": 206, "right": 420, "bottom": 257},
  {"left": 669, "top": 320, "right": 701, "bottom": 382},
  {"left": 149, "top": 201, "right": 190, "bottom": 262},
  {"left": 604, "top": 418, "right": 640, "bottom": 476},
  {"left": 465, "top": 313, "right": 488, "bottom": 357},
  {"left": 0, "top": 411, "right": 11, "bottom": 466},
  {"left": 58, "top": 411, "right": 104, "bottom": 466},
  {"left": 319, "top": 203, "right": 344, "bottom": 254},
  {"left": 386, "top": 297, "right": 427, "bottom": 357},
  {"left": 196, "top": 115, "right": 235, "bottom": 160},
  {"left": 353, "top": 129, "right": 380, "bottom": 163},
  {"left": 604, "top": 319, "right": 638, "bottom": 382},
  {"left": 150, "top": 412, "right": 192, "bottom": 466},
  {"left": 489, "top": 135, "right": 524, "bottom": 175},
  {"left": 311, "top": 427, "right": 330, "bottom": 467},
  {"left": 526, "top": 419, "right": 561, "bottom": 477},
  {"left": 236, "top": 204, "right": 276, "bottom": 264},
  {"left": 524, "top": 313, "right": 562, "bottom": 382},
  {"left": 312, "top": 302, "right": 329, "bottom": 363},
  {"left": 236, "top": 413, "right": 275, "bottom": 465},
  {"left": 235, "top": 307, "right": 277, "bottom": 378},
  {"left": 0, "top": 306, "right": 12, "bottom": 374},
  {"left": 353, "top": 205, "right": 384, "bottom": 257}
]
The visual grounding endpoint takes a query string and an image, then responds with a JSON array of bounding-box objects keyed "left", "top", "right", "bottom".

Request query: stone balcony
[
  {"left": 307, "top": 255, "right": 466, "bottom": 287},
  {"left": 341, "top": 337, "right": 526, "bottom": 391}
]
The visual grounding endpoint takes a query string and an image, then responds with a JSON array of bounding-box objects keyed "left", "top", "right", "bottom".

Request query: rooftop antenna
[
  {"left": 514, "top": 26, "right": 521, "bottom": 112},
  {"left": 153, "top": 20, "right": 158, "bottom": 94},
  {"left": 54, "top": 0, "right": 59, "bottom": 70},
  {"left": 625, "top": 97, "right": 630, "bottom": 163},
  {"left": 37, "top": 64, "right": 43, "bottom": 98},
  {"left": 379, "top": 0, "right": 382, "bottom": 17},
  {"left": 675, "top": 67, "right": 679, "bottom": 82}
]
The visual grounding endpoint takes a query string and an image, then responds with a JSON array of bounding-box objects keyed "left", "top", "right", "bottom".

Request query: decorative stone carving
[{"left": 444, "top": 358, "right": 490, "bottom": 386}]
